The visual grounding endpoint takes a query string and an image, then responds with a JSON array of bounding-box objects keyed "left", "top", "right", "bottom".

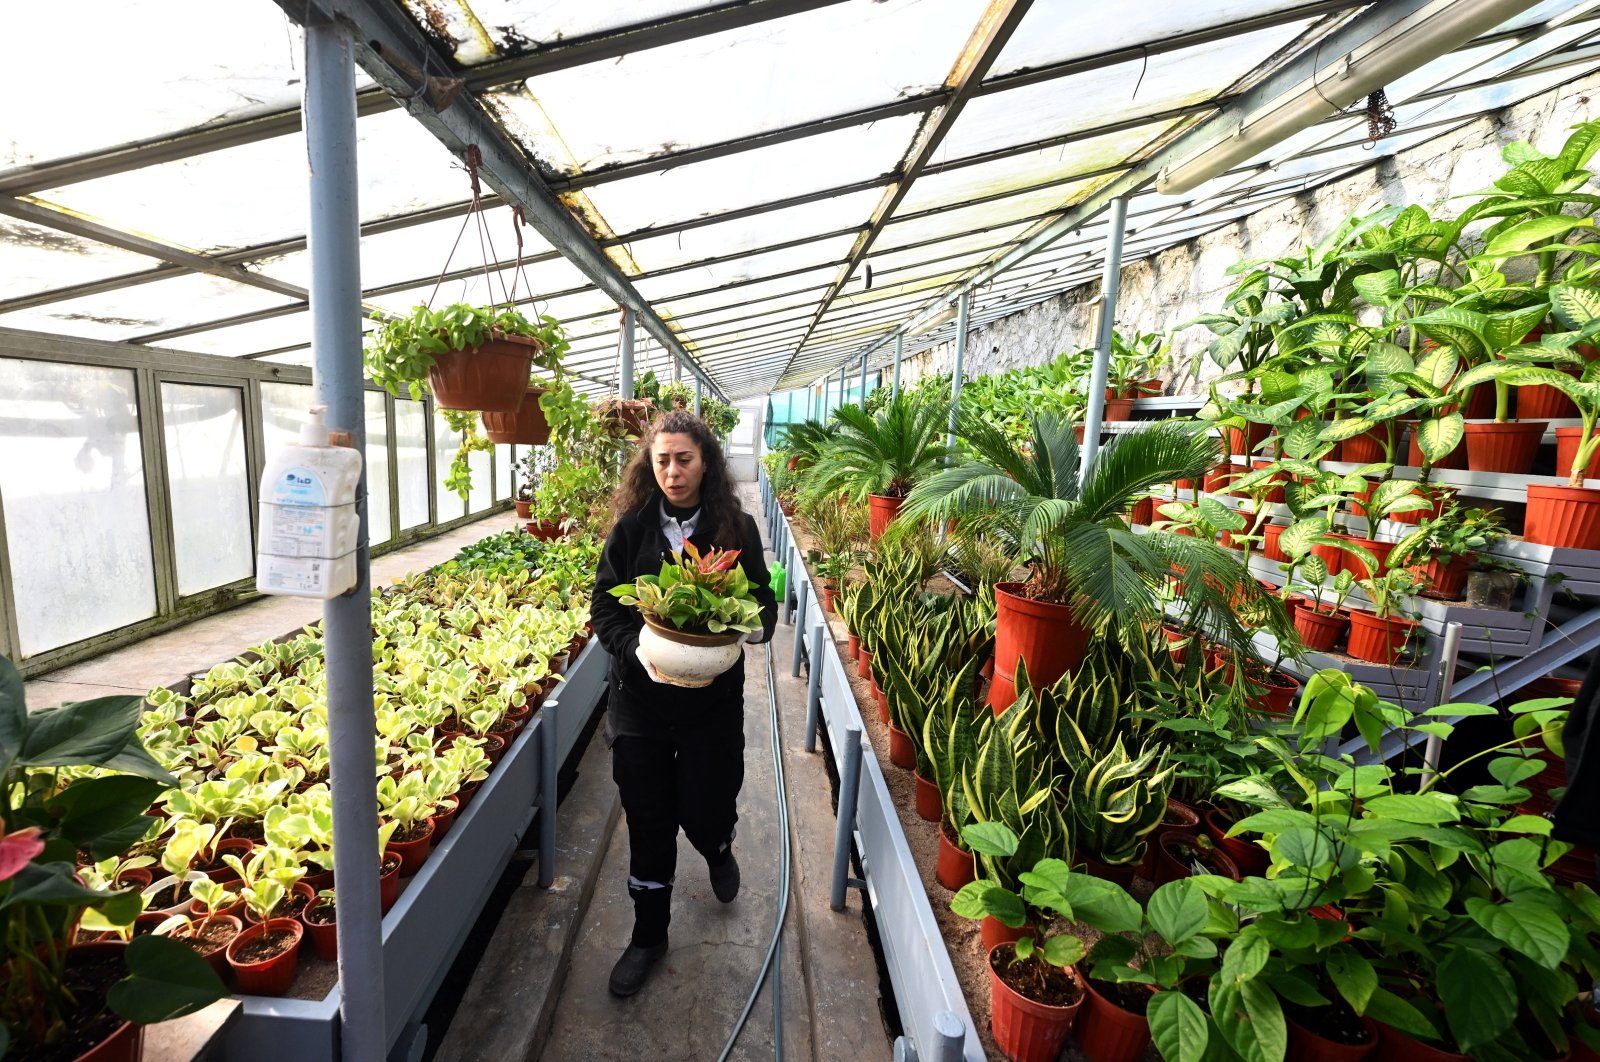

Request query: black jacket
[
  {"left": 1554, "top": 652, "right": 1599, "bottom": 849},
  {"left": 590, "top": 503, "right": 777, "bottom": 741}
]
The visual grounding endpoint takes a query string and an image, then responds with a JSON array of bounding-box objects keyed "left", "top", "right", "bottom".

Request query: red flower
[{"left": 0, "top": 820, "right": 44, "bottom": 882}]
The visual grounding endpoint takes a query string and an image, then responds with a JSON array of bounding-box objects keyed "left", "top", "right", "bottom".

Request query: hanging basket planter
[
  {"left": 427, "top": 334, "right": 540, "bottom": 413},
  {"left": 480, "top": 385, "right": 551, "bottom": 444}
]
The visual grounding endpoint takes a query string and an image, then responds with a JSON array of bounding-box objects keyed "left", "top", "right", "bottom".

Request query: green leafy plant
[
  {"left": 363, "top": 302, "right": 566, "bottom": 401},
  {"left": 805, "top": 390, "right": 953, "bottom": 501},
  {"left": 609, "top": 542, "right": 763, "bottom": 634}
]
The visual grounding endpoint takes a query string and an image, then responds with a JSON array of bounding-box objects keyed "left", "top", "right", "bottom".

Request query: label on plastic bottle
[
  {"left": 264, "top": 467, "right": 330, "bottom": 557},
  {"left": 259, "top": 555, "right": 329, "bottom": 594}
]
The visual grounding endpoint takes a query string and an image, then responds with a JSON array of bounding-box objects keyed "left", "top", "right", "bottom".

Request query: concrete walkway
[{"left": 437, "top": 486, "right": 890, "bottom": 1062}]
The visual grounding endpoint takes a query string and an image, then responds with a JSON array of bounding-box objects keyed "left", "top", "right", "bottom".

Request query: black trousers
[{"left": 611, "top": 718, "right": 745, "bottom": 946}]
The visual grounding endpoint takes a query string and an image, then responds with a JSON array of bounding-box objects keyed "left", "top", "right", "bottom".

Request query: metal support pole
[
  {"left": 673, "top": 355, "right": 682, "bottom": 383},
  {"left": 693, "top": 377, "right": 703, "bottom": 415},
  {"left": 619, "top": 307, "right": 635, "bottom": 399},
  {"left": 839, "top": 364, "right": 849, "bottom": 409},
  {"left": 830, "top": 727, "right": 863, "bottom": 911},
  {"left": 892, "top": 333, "right": 904, "bottom": 400},
  {"left": 538, "top": 701, "right": 559, "bottom": 887},
  {"left": 786, "top": 543, "right": 799, "bottom": 624},
  {"left": 1080, "top": 195, "right": 1128, "bottom": 481},
  {"left": 947, "top": 292, "right": 969, "bottom": 449},
  {"left": 1421, "top": 622, "right": 1465, "bottom": 788},
  {"left": 791, "top": 583, "right": 809, "bottom": 678},
  {"left": 859, "top": 355, "right": 869, "bottom": 408},
  {"left": 305, "top": 22, "right": 383, "bottom": 1062},
  {"left": 804, "top": 619, "right": 825, "bottom": 753}
]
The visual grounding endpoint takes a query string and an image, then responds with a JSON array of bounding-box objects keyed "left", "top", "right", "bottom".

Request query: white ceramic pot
[{"left": 638, "top": 619, "right": 743, "bottom": 688}]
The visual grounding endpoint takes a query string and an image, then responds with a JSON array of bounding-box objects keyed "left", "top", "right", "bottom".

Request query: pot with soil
[
  {"left": 1136, "top": 798, "right": 1202, "bottom": 878},
  {"left": 1076, "top": 977, "right": 1152, "bottom": 1062},
  {"left": 426, "top": 333, "right": 538, "bottom": 413},
  {"left": 379, "top": 853, "right": 403, "bottom": 913},
  {"left": 1155, "top": 833, "right": 1243, "bottom": 884},
  {"left": 1080, "top": 855, "right": 1136, "bottom": 888},
  {"left": 431, "top": 794, "right": 461, "bottom": 840},
  {"left": 988, "top": 582, "right": 1090, "bottom": 713},
  {"left": 1295, "top": 606, "right": 1349, "bottom": 652},
  {"left": 1245, "top": 669, "right": 1302, "bottom": 716},
  {"left": 21, "top": 942, "right": 143, "bottom": 1062},
  {"left": 986, "top": 943, "right": 1086, "bottom": 1062},
  {"left": 980, "top": 915, "right": 1034, "bottom": 953},
  {"left": 1286, "top": 998, "right": 1380, "bottom": 1062},
  {"left": 637, "top": 616, "right": 744, "bottom": 688},
  {"left": 197, "top": 838, "right": 255, "bottom": 883},
  {"left": 176, "top": 914, "right": 244, "bottom": 977},
  {"left": 1526, "top": 483, "right": 1600, "bottom": 549},
  {"left": 227, "top": 917, "right": 304, "bottom": 996},
  {"left": 1463, "top": 419, "right": 1546, "bottom": 473},
  {"left": 301, "top": 895, "right": 338, "bottom": 962},
  {"left": 935, "top": 822, "right": 975, "bottom": 891},
  {"left": 1372, "top": 1022, "right": 1470, "bottom": 1061},
  {"left": 1202, "top": 808, "right": 1269, "bottom": 877},
  {"left": 1411, "top": 554, "right": 1473, "bottom": 600},
  {"left": 244, "top": 881, "right": 317, "bottom": 926},
  {"left": 1465, "top": 568, "right": 1520, "bottom": 610},
  {"left": 1345, "top": 609, "right": 1418, "bottom": 666},
  {"left": 886, "top": 723, "right": 915, "bottom": 769},
  {"left": 913, "top": 770, "right": 941, "bottom": 822},
  {"left": 384, "top": 818, "right": 436, "bottom": 877}
]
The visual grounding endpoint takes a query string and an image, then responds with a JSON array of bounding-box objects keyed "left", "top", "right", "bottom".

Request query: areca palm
[
  {"left": 899, "top": 411, "right": 1288, "bottom": 650},
  {"left": 806, "top": 391, "right": 954, "bottom": 503}
]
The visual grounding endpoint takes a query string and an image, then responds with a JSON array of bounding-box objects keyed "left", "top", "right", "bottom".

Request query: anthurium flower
[{"left": 0, "top": 819, "right": 45, "bottom": 882}]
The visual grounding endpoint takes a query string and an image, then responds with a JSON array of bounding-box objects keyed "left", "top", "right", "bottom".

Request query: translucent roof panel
[
  {"left": 0, "top": 274, "right": 297, "bottom": 344},
  {"left": 881, "top": 188, "right": 1082, "bottom": 250},
  {"left": 366, "top": 275, "right": 610, "bottom": 323},
  {"left": 988, "top": 1, "right": 1339, "bottom": 80},
  {"left": 37, "top": 111, "right": 470, "bottom": 254},
  {"left": 2, "top": 0, "right": 312, "bottom": 168},
  {"left": 483, "top": 0, "right": 986, "bottom": 174},
  {"left": 0, "top": 218, "right": 164, "bottom": 302},
  {"left": 617, "top": 189, "right": 878, "bottom": 274},
  {"left": 407, "top": 0, "right": 717, "bottom": 65},
  {"left": 629, "top": 231, "right": 856, "bottom": 290},
  {"left": 938, "top": 22, "right": 1313, "bottom": 162},
  {"left": 161, "top": 309, "right": 318, "bottom": 359},
  {"left": 576, "top": 114, "right": 918, "bottom": 235}
]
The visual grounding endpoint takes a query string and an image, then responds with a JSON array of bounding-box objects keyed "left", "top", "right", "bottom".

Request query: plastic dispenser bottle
[{"left": 256, "top": 405, "right": 362, "bottom": 598}]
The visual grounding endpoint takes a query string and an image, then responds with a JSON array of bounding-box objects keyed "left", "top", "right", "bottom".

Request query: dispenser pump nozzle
[{"left": 300, "top": 405, "right": 329, "bottom": 447}]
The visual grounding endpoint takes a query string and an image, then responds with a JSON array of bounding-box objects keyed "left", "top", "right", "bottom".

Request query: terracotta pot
[
  {"left": 525, "top": 520, "right": 564, "bottom": 541},
  {"left": 913, "top": 770, "right": 941, "bottom": 823},
  {"left": 1261, "top": 520, "right": 1289, "bottom": 562},
  {"left": 1222, "top": 421, "right": 1269, "bottom": 458},
  {"left": 1346, "top": 610, "right": 1417, "bottom": 665},
  {"left": 1526, "top": 484, "right": 1600, "bottom": 549},
  {"left": 426, "top": 333, "right": 538, "bottom": 413},
  {"left": 301, "top": 900, "right": 338, "bottom": 962},
  {"left": 846, "top": 633, "right": 860, "bottom": 661},
  {"left": 1103, "top": 397, "right": 1134, "bottom": 422},
  {"left": 1463, "top": 419, "right": 1546, "bottom": 474},
  {"left": 1203, "top": 808, "right": 1270, "bottom": 877},
  {"left": 1519, "top": 377, "right": 1579, "bottom": 420},
  {"left": 1406, "top": 423, "right": 1467, "bottom": 469},
  {"left": 987, "top": 946, "right": 1085, "bottom": 1062},
  {"left": 1249, "top": 671, "right": 1302, "bottom": 716},
  {"left": 226, "top": 917, "right": 304, "bottom": 997},
  {"left": 1339, "top": 536, "right": 1395, "bottom": 582},
  {"left": 1557, "top": 426, "right": 1600, "bottom": 481},
  {"left": 1410, "top": 554, "right": 1472, "bottom": 600},
  {"left": 1287, "top": 1012, "right": 1380, "bottom": 1062},
  {"left": 1372, "top": 1023, "right": 1468, "bottom": 1061},
  {"left": 481, "top": 385, "right": 552, "bottom": 444},
  {"left": 1310, "top": 539, "right": 1345, "bottom": 576},
  {"left": 1295, "top": 606, "right": 1348, "bottom": 652},
  {"left": 935, "top": 823, "right": 976, "bottom": 891},
  {"left": 1251, "top": 459, "right": 1287, "bottom": 503},
  {"left": 886, "top": 724, "right": 916, "bottom": 770},
  {"left": 514, "top": 499, "right": 531, "bottom": 520},
  {"left": 379, "top": 854, "right": 402, "bottom": 913},
  {"left": 980, "top": 914, "right": 1032, "bottom": 952},
  {"left": 867, "top": 493, "right": 904, "bottom": 542},
  {"left": 1156, "top": 832, "right": 1243, "bottom": 884},
  {"left": 1076, "top": 978, "right": 1152, "bottom": 1062},
  {"left": 1340, "top": 428, "right": 1387, "bottom": 464},
  {"left": 1127, "top": 496, "right": 1154, "bottom": 526},
  {"left": 989, "top": 582, "right": 1090, "bottom": 712},
  {"left": 819, "top": 585, "right": 837, "bottom": 614},
  {"left": 57, "top": 943, "right": 141, "bottom": 1062},
  {"left": 387, "top": 819, "right": 435, "bottom": 876}
]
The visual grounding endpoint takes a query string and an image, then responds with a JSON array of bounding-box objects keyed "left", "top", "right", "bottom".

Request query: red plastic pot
[
  {"left": 177, "top": 914, "right": 243, "bottom": 978},
  {"left": 1463, "top": 419, "right": 1546, "bottom": 474},
  {"left": 426, "top": 334, "right": 538, "bottom": 413},
  {"left": 1249, "top": 671, "right": 1301, "bottom": 716},
  {"left": 514, "top": 499, "right": 531, "bottom": 520},
  {"left": 1137, "top": 798, "right": 1203, "bottom": 878},
  {"left": 935, "top": 823, "right": 975, "bottom": 891},
  {"left": 857, "top": 647, "right": 872, "bottom": 679},
  {"left": 1221, "top": 421, "right": 1269, "bottom": 458},
  {"left": 1410, "top": 554, "right": 1472, "bottom": 600},
  {"left": 1103, "top": 397, "right": 1134, "bottom": 422},
  {"left": 913, "top": 770, "right": 941, "bottom": 823},
  {"left": 1338, "top": 536, "right": 1395, "bottom": 582},
  {"left": 980, "top": 914, "right": 1032, "bottom": 952},
  {"left": 1346, "top": 610, "right": 1418, "bottom": 665},
  {"left": 379, "top": 854, "right": 402, "bottom": 913},
  {"left": 989, "top": 582, "right": 1089, "bottom": 712},
  {"left": 886, "top": 723, "right": 915, "bottom": 769},
  {"left": 226, "top": 917, "right": 304, "bottom": 997},
  {"left": 1203, "top": 464, "right": 1234, "bottom": 495},
  {"left": 201, "top": 838, "right": 256, "bottom": 884},
  {"left": 1155, "top": 832, "right": 1243, "bottom": 884},
  {"left": 1251, "top": 460, "right": 1287, "bottom": 503},
  {"left": 61, "top": 943, "right": 141, "bottom": 1062},
  {"left": 301, "top": 900, "right": 338, "bottom": 962},
  {"left": 867, "top": 493, "right": 904, "bottom": 542},
  {"left": 1295, "top": 606, "right": 1349, "bottom": 652},
  {"left": 1203, "top": 809, "right": 1269, "bottom": 877},
  {"left": 1076, "top": 978, "right": 1152, "bottom": 1062},
  {"left": 1161, "top": 625, "right": 1191, "bottom": 666},
  {"left": 1287, "top": 1012, "right": 1379, "bottom": 1061},
  {"left": 1519, "top": 377, "right": 1579, "bottom": 420},
  {"left": 525, "top": 520, "right": 564, "bottom": 541},
  {"left": 431, "top": 795, "right": 461, "bottom": 840},
  {"left": 1526, "top": 484, "right": 1600, "bottom": 549},
  {"left": 874, "top": 684, "right": 890, "bottom": 725},
  {"left": 244, "top": 881, "right": 316, "bottom": 926},
  {"left": 1080, "top": 856, "right": 1135, "bottom": 887},
  {"left": 386, "top": 820, "right": 434, "bottom": 876},
  {"left": 1557, "top": 426, "right": 1600, "bottom": 481},
  {"left": 987, "top": 947, "right": 1085, "bottom": 1062},
  {"left": 1340, "top": 428, "right": 1387, "bottom": 464},
  {"left": 481, "top": 385, "right": 552, "bottom": 444},
  {"left": 1261, "top": 521, "right": 1288, "bottom": 562},
  {"left": 1127, "top": 496, "right": 1154, "bottom": 526},
  {"left": 1372, "top": 1023, "right": 1468, "bottom": 1061},
  {"left": 1406, "top": 424, "right": 1467, "bottom": 469},
  {"left": 480, "top": 733, "right": 508, "bottom": 766},
  {"left": 1310, "top": 540, "right": 1345, "bottom": 576},
  {"left": 846, "top": 632, "right": 860, "bottom": 661},
  {"left": 819, "top": 584, "right": 838, "bottom": 614}
]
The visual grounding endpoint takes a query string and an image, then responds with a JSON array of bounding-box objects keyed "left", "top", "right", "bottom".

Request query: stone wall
[{"left": 898, "top": 68, "right": 1600, "bottom": 395}]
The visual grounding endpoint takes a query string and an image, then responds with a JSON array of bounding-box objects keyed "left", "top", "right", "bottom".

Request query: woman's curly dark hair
[{"left": 612, "top": 409, "right": 746, "bottom": 547}]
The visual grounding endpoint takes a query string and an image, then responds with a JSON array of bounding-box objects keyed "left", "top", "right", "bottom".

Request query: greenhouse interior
[{"left": 7, "top": 1, "right": 1600, "bottom": 1060}]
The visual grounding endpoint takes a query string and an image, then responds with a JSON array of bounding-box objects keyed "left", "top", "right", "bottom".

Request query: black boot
[
  {"left": 608, "top": 939, "right": 668, "bottom": 997},
  {"left": 709, "top": 852, "right": 740, "bottom": 903}
]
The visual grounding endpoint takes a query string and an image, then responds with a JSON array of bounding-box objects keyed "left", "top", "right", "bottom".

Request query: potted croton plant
[
  {"left": 609, "top": 542, "right": 763, "bottom": 687},
  {"left": 364, "top": 303, "right": 567, "bottom": 413}
]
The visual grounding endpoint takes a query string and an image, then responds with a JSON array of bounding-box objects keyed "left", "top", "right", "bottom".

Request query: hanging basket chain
[{"left": 427, "top": 145, "right": 519, "bottom": 311}]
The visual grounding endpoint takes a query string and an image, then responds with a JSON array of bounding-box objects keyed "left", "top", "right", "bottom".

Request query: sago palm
[
  {"left": 807, "top": 391, "right": 954, "bottom": 503},
  {"left": 898, "top": 410, "right": 1289, "bottom": 651}
]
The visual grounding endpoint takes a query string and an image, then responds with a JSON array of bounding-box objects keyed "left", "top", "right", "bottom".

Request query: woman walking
[{"left": 589, "top": 409, "right": 778, "bottom": 997}]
